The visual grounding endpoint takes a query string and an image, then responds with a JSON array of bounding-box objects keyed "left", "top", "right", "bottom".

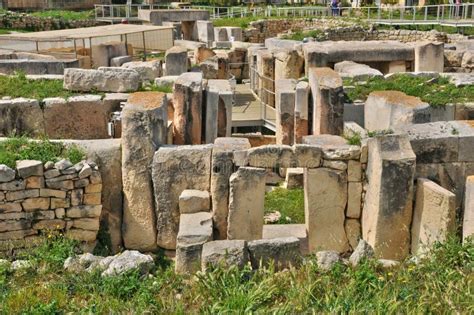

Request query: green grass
[
  {"left": 141, "top": 83, "right": 173, "bottom": 94},
  {"left": 345, "top": 74, "right": 474, "bottom": 107},
  {"left": 344, "top": 131, "right": 362, "bottom": 146},
  {"left": 0, "top": 234, "right": 472, "bottom": 313},
  {"left": 0, "top": 73, "right": 76, "bottom": 100},
  {"left": 265, "top": 187, "right": 305, "bottom": 224},
  {"left": 0, "top": 136, "right": 86, "bottom": 168},
  {"left": 29, "top": 10, "right": 94, "bottom": 21},
  {"left": 281, "top": 29, "right": 326, "bottom": 41}
]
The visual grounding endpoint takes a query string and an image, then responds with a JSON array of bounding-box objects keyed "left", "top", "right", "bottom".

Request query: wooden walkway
[{"left": 232, "top": 84, "right": 276, "bottom": 131}]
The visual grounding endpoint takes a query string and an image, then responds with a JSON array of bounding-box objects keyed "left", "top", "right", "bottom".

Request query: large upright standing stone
[
  {"left": 227, "top": 167, "right": 266, "bottom": 240},
  {"left": 173, "top": 72, "right": 203, "bottom": 145},
  {"left": 362, "top": 134, "right": 416, "bottom": 260},
  {"left": 411, "top": 178, "right": 456, "bottom": 255},
  {"left": 304, "top": 167, "right": 349, "bottom": 253},
  {"left": 274, "top": 49, "right": 304, "bottom": 80},
  {"left": 294, "top": 81, "right": 309, "bottom": 144},
  {"left": 414, "top": 42, "right": 444, "bottom": 73},
  {"left": 256, "top": 50, "right": 275, "bottom": 107},
  {"left": 152, "top": 145, "right": 212, "bottom": 249},
  {"left": 275, "top": 79, "right": 296, "bottom": 145},
  {"left": 211, "top": 138, "right": 251, "bottom": 240},
  {"left": 308, "top": 67, "right": 344, "bottom": 136},
  {"left": 165, "top": 46, "right": 188, "bottom": 76},
  {"left": 463, "top": 176, "right": 474, "bottom": 243},
  {"left": 205, "top": 80, "right": 234, "bottom": 144},
  {"left": 121, "top": 92, "right": 168, "bottom": 251}
]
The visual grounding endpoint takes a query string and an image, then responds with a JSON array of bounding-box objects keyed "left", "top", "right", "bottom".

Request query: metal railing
[{"left": 95, "top": 4, "right": 474, "bottom": 26}]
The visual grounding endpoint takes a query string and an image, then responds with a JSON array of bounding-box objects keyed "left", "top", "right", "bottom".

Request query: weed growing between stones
[{"left": 0, "top": 235, "right": 472, "bottom": 313}]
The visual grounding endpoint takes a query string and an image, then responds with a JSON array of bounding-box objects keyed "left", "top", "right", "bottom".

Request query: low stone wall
[
  {"left": 0, "top": 11, "right": 100, "bottom": 31},
  {"left": 0, "top": 160, "right": 103, "bottom": 255},
  {"left": 0, "top": 94, "right": 126, "bottom": 139}
]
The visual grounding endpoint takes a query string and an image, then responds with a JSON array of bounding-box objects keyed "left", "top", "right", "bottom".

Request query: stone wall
[
  {"left": 0, "top": 159, "right": 102, "bottom": 255},
  {"left": 0, "top": 11, "right": 100, "bottom": 31}
]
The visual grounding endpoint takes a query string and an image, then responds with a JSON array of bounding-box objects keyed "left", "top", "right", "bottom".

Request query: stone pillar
[
  {"left": 173, "top": 72, "right": 203, "bottom": 145},
  {"left": 175, "top": 212, "right": 213, "bottom": 274},
  {"left": 274, "top": 49, "right": 304, "bottom": 81},
  {"left": 152, "top": 144, "right": 212, "bottom": 249},
  {"left": 415, "top": 42, "right": 444, "bottom": 73},
  {"left": 304, "top": 167, "right": 349, "bottom": 253},
  {"left": 211, "top": 138, "right": 251, "bottom": 240},
  {"left": 362, "top": 134, "right": 416, "bottom": 260},
  {"left": 214, "top": 27, "right": 229, "bottom": 41},
  {"left": 463, "top": 176, "right": 474, "bottom": 243},
  {"left": 308, "top": 67, "right": 344, "bottom": 136},
  {"left": 165, "top": 46, "right": 188, "bottom": 76},
  {"left": 196, "top": 20, "right": 214, "bottom": 45},
  {"left": 275, "top": 79, "right": 296, "bottom": 145},
  {"left": 364, "top": 91, "right": 430, "bottom": 132},
  {"left": 205, "top": 80, "right": 233, "bottom": 144},
  {"left": 411, "top": 178, "right": 456, "bottom": 255},
  {"left": 121, "top": 92, "right": 168, "bottom": 251},
  {"left": 256, "top": 50, "right": 274, "bottom": 107},
  {"left": 294, "top": 81, "right": 309, "bottom": 144},
  {"left": 227, "top": 167, "right": 266, "bottom": 240}
]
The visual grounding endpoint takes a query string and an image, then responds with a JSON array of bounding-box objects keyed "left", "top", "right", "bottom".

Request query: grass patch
[
  {"left": 0, "top": 235, "right": 472, "bottom": 313},
  {"left": 142, "top": 83, "right": 173, "bottom": 94},
  {"left": 0, "top": 73, "right": 76, "bottom": 100},
  {"left": 29, "top": 10, "right": 94, "bottom": 21},
  {"left": 281, "top": 29, "right": 326, "bottom": 41},
  {"left": 0, "top": 136, "right": 86, "bottom": 168},
  {"left": 345, "top": 74, "right": 474, "bottom": 107},
  {"left": 344, "top": 131, "right": 362, "bottom": 146},
  {"left": 264, "top": 187, "right": 305, "bottom": 224}
]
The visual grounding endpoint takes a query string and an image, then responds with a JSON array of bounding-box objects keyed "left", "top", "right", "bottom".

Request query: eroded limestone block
[
  {"left": 227, "top": 167, "right": 266, "bottom": 240},
  {"left": 294, "top": 81, "right": 309, "bottom": 144},
  {"left": 122, "top": 92, "right": 168, "bottom": 251},
  {"left": 275, "top": 79, "right": 296, "bottom": 145},
  {"left": 0, "top": 98, "right": 44, "bottom": 137},
  {"left": 179, "top": 190, "right": 210, "bottom": 214},
  {"left": 246, "top": 145, "right": 296, "bottom": 168},
  {"left": 201, "top": 240, "right": 248, "bottom": 271},
  {"left": 175, "top": 212, "right": 213, "bottom": 274},
  {"left": 16, "top": 160, "right": 42, "bottom": 178},
  {"left": 205, "top": 80, "right": 233, "bottom": 144},
  {"left": 274, "top": 49, "right": 304, "bottom": 80},
  {"left": 334, "top": 61, "right": 383, "bottom": 81},
  {"left": 302, "top": 135, "right": 360, "bottom": 161},
  {"left": 364, "top": 91, "right": 430, "bottom": 132},
  {"left": 152, "top": 145, "right": 212, "bottom": 249},
  {"left": 165, "top": 46, "right": 188, "bottom": 76},
  {"left": 415, "top": 42, "right": 444, "bottom": 73},
  {"left": 122, "top": 60, "right": 162, "bottom": 82},
  {"left": 345, "top": 219, "right": 361, "bottom": 250},
  {"left": 464, "top": 176, "right": 474, "bottom": 243},
  {"left": 304, "top": 167, "right": 349, "bottom": 253},
  {"left": 63, "top": 68, "right": 140, "bottom": 93},
  {"left": 412, "top": 178, "right": 456, "bottom": 255},
  {"left": 248, "top": 237, "right": 301, "bottom": 270},
  {"left": 362, "top": 134, "right": 416, "bottom": 260}
]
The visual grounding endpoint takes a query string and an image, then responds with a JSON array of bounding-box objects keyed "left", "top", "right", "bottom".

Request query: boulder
[
  {"left": 102, "top": 250, "right": 154, "bottom": 277},
  {"left": 316, "top": 251, "right": 341, "bottom": 271},
  {"left": 247, "top": 237, "right": 301, "bottom": 270},
  {"left": 0, "top": 165, "right": 15, "bottom": 183},
  {"left": 201, "top": 240, "right": 248, "bottom": 271},
  {"left": 349, "top": 239, "right": 374, "bottom": 266}
]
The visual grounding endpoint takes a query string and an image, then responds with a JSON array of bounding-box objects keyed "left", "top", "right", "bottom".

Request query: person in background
[{"left": 331, "top": 0, "right": 338, "bottom": 16}]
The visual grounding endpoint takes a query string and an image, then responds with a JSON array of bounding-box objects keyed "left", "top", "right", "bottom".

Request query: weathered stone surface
[
  {"left": 227, "top": 167, "right": 266, "bottom": 241},
  {"left": 63, "top": 68, "right": 140, "bottom": 93},
  {"left": 66, "top": 205, "right": 102, "bottom": 218},
  {"left": 304, "top": 168, "right": 349, "bottom": 253},
  {"left": 175, "top": 212, "right": 213, "bottom": 274},
  {"left": 256, "top": 49, "right": 275, "bottom": 107},
  {"left": 302, "top": 135, "right": 360, "bottom": 160},
  {"left": 348, "top": 160, "right": 362, "bottom": 182},
  {"left": 414, "top": 42, "right": 444, "bottom": 73},
  {"left": 179, "top": 190, "right": 210, "bottom": 214},
  {"left": 66, "top": 229, "right": 97, "bottom": 242},
  {"left": 7, "top": 189, "right": 39, "bottom": 201},
  {"left": 293, "top": 144, "right": 322, "bottom": 168},
  {"left": 0, "top": 179, "right": 25, "bottom": 191},
  {"left": 349, "top": 239, "right": 375, "bottom": 266},
  {"left": 345, "top": 219, "right": 361, "bottom": 250},
  {"left": 377, "top": 259, "right": 400, "bottom": 269},
  {"left": 362, "top": 134, "right": 416, "bottom": 260},
  {"left": 248, "top": 237, "right": 301, "bottom": 270},
  {"left": 201, "top": 240, "right": 249, "bottom": 271},
  {"left": 165, "top": 46, "right": 188, "bottom": 76},
  {"left": 411, "top": 178, "right": 456, "bottom": 255},
  {"left": 16, "top": 160, "right": 43, "bottom": 178},
  {"left": 122, "top": 60, "right": 162, "bottom": 82},
  {"left": 50, "top": 198, "right": 70, "bottom": 209},
  {"left": 102, "top": 250, "right": 154, "bottom": 277},
  {"left": 152, "top": 145, "right": 212, "bottom": 249},
  {"left": 0, "top": 98, "right": 45, "bottom": 137},
  {"left": 173, "top": 72, "right": 203, "bottom": 145},
  {"left": 322, "top": 160, "right": 347, "bottom": 171},
  {"left": 64, "top": 253, "right": 103, "bottom": 273},
  {"left": 0, "top": 219, "right": 30, "bottom": 232},
  {"left": 294, "top": 81, "right": 309, "bottom": 144},
  {"left": 0, "top": 229, "right": 36, "bottom": 240},
  {"left": 365, "top": 91, "right": 430, "bottom": 132},
  {"left": 246, "top": 145, "right": 296, "bottom": 168},
  {"left": 211, "top": 138, "right": 251, "bottom": 240},
  {"left": 316, "top": 250, "right": 341, "bottom": 271},
  {"left": 275, "top": 79, "right": 296, "bottom": 145},
  {"left": 463, "top": 176, "right": 474, "bottom": 242},
  {"left": 274, "top": 49, "right": 304, "bottom": 80},
  {"left": 285, "top": 168, "right": 304, "bottom": 189},
  {"left": 308, "top": 67, "right": 344, "bottom": 136},
  {"left": 32, "top": 219, "right": 65, "bottom": 230},
  {"left": 0, "top": 165, "right": 15, "bottom": 183},
  {"left": 347, "top": 182, "right": 362, "bottom": 219},
  {"left": 334, "top": 61, "right": 383, "bottom": 81},
  {"left": 83, "top": 193, "right": 101, "bottom": 205},
  {"left": 194, "top": 46, "right": 216, "bottom": 64},
  {"left": 122, "top": 93, "right": 167, "bottom": 252},
  {"left": 25, "top": 176, "right": 44, "bottom": 189},
  {"left": 0, "top": 202, "right": 22, "bottom": 213}
]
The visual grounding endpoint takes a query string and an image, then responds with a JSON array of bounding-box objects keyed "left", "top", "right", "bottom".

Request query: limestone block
[
  {"left": 0, "top": 220, "right": 30, "bottom": 232},
  {"left": 165, "top": 46, "right": 188, "bottom": 76},
  {"left": 0, "top": 165, "right": 15, "bottom": 183},
  {"left": 308, "top": 67, "right": 344, "bottom": 136},
  {"left": 63, "top": 68, "right": 140, "bottom": 93},
  {"left": 275, "top": 79, "right": 296, "bottom": 145},
  {"left": 32, "top": 219, "right": 66, "bottom": 230},
  {"left": 0, "top": 202, "right": 22, "bottom": 213},
  {"left": 66, "top": 229, "right": 97, "bottom": 242},
  {"left": 411, "top": 178, "right": 456, "bottom": 255},
  {"left": 246, "top": 145, "right": 296, "bottom": 168},
  {"left": 205, "top": 80, "right": 233, "bottom": 143},
  {"left": 199, "top": 57, "right": 218, "bottom": 80},
  {"left": 90, "top": 41, "right": 128, "bottom": 68},
  {"left": 347, "top": 182, "right": 362, "bottom": 218},
  {"left": 194, "top": 46, "right": 216, "bottom": 64},
  {"left": 348, "top": 160, "right": 362, "bottom": 182},
  {"left": 0, "top": 179, "right": 25, "bottom": 191},
  {"left": 294, "top": 81, "right": 309, "bottom": 144},
  {"left": 50, "top": 198, "right": 70, "bottom": 209},
  {"left": 122, "top": 60, "right": 162, "bottom": 82},
  {"left": 196, "top": 20, "right": 214, "bottom": 44},
  {"left": 73, "top": 218, "right": 100, "bottom": 231},
  {"left": 0, "top": 229, "right": 36, "bottom": 241},
  {"left": 226, "top": 27, "right": 243, "bottom": 42},
  {"left": 322, "top": 160, "right": 347, "bottom": 171},
  {"left": 201, "top": 240, "right": 248, "bottom": 271},
  {"left": 444, "top": 50, "right": 463, "bottom": 67},
  {"left": 24, "top": 176, "right": 43, "bottom": 189},
  {"left": 173, "top": 72, "right": 203, "bottom": 145},
  {"left": 461, "top": 51, "right": 474, "bottom": 69},
  {"left": 110, "top": 55, "right": 133, "bottom": 67},
  {"left": 274, "top": 49, "right": 304, "bottom": 80},
  {"left": 334, "top": 61, "right": 383, "bottom": 81},
  {"left": 152, "top": 145, "right": 212, "bottom": 249},
  {"left": 302, "top": 135, "right": 360, "bottom": 161},
  {"left": 15, "top": 160, "right": 43, "bottom": 178},
  {"left": 211, "top": 137, "right": 251, "bottom": 240},
  {"left": 364, "top": 91, "right": 430, "bottom": 132},
  {"left": 388, "top": 60, "right": 407, "bottom": 73},
  {"left": 349, "top": 239, "right": 374, "bottom": 266},
  {"left": 40, "top": 188, "right": 66, "bottom": 199},
  {"left": 304, "top": 168, "right": 349, "bottom": 253},
  {"left": 227, "top": 167, "right": 266, "bottom": 241},
  {"left": 285, "top": 168, "right": 304, "bottom": 189},
  {"left": 247, "top": 237, "right": 301, "bottom": 270},
  {"left": 345, "top": 219, "right": 361, "bottom": 250},
  {"left": 0, "top": 98, "right": 45, "bottom": 137},
  {"left": 175, "top": 212, "right": 213, "bottom": 274},
  {"left": 464, "top": 176, "right": 474, "bottom": 242},
  {"left": 66, "top": 205, "right": 102, "bottom": 218},
  {"left": 214, "top": 27, "right": 229, "bottom": 41},
  {"left": 453, "top": 121, "right": 474, "bottom": 162},
  {"left": 415, "top": 42, "right": 444, "bottom": 73},
  {"left": 7, "top": 189, "right": 39, "bottom": 201},
  {"left": 362, "top": 134, "right": 416, "bottom": 260},
  {"left": 121, "top": 92, "right": 168, "bottom": 251},
  {"left": 293, "top": 144, "right": 322, "bottom": 168},
  {"left": 315, "top": 251, "right": 341, "bottom": 271},
  {"left": 179, "top": 190, "right": 210, "bottom": 214}
]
